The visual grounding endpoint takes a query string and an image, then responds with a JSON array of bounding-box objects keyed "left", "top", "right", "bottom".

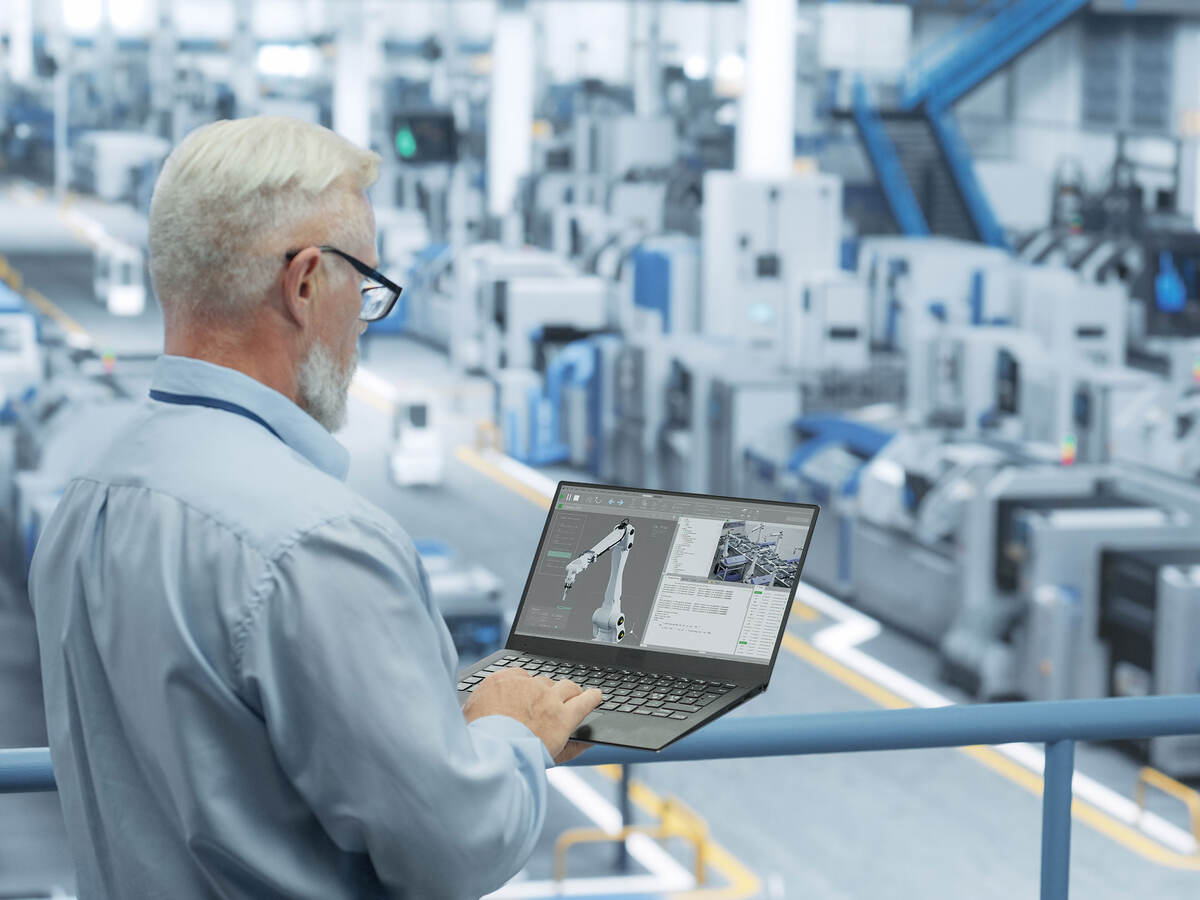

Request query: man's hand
[{"left": 463, "top": 667, "right": 603, "bottom": 764}]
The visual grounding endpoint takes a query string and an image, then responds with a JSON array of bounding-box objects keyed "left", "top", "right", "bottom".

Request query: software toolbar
[{"left": 554, "top": 487, "right": 814, "bottom": 526}]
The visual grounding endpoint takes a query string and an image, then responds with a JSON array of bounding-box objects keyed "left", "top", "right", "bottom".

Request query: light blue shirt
[{"left": 30, "top": 354, "right": 552, "bottom": 900}]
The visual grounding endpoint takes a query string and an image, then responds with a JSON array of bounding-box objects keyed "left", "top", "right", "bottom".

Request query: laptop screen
[{"left": 513, "top": 485, "right": 817, "bottom": 665}]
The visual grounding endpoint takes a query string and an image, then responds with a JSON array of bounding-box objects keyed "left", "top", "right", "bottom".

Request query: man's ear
[{"left": 280, "top": 247, "right": 322, "bottom": 329}]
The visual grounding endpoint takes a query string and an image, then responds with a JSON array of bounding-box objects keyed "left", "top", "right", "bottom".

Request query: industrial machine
[
  {"left": 92, "top": 237, "right": 147, "bottom": 317},
  {"left": 1098, "top": 547, "right": 1200, "bottom": 776},
  {"left": 783, "top": 271, "right": 870, "bottom": 372},
  {"left": 518, "top": 334, "right": 621, "bottom": 475},
  {"left": 657, "top": 341, "right": 801, "bottom": 496},
  {"left": 479, "top": 272, "right": 609, "bottom": 374},
  {"left": 853, "top": 431, "right": 1013, "bottom": 645},
  {"left": 610, "top": 334, "right": 701, "bottom": 488},
  {"left": 971, "top": 260, "right": 1127, "bottom": 365},
  {"left": 0, "top": 283, "right": 43, "bottom": 422},
  {"left": 858, "top": 236, "right": 1008, "bottom": 352},
  {"left": 457, "top": 243, "right": 577, "bottom": 371},
  {"left": 743, "top": 414, "right": 895, "bottom": 596},
  {"left": 561, "top": 517, "right": 636, "bottom": 643},
  {"left": 627, "top": 235, "right": 701, "bottom": 336},
  {"left": 702, "top": 170, "right": 843, "bottom": 345},
  {"left": 71, "top": 130, "right": 170, "bottom": 204},
  {"left": 387, "top": 388, "right": 444, "bottom": 487},
  {"left": 706, "top": 371, "right": 806, "bottom": 498}
]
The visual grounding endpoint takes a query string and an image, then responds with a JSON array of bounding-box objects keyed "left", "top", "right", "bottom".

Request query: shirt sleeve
[{"left": 236, "top": 513, "right": 552, "bottom": 900}]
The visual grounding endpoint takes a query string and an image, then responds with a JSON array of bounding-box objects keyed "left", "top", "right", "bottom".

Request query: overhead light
[
  {"left": 683, "top": 55, "right": 708, "bottom": 81},
  {"left": 715, "top": 54, "right": 745, "bottom": 83},
  {"left": 256, "top": 44, "right": 320, "bottom": 79},
  {"left": 714, "top": 102, "right": 738, "bottom": 127},
  {"left": 61, "top": 0, "right": 102, "bottom": 33},
  {"left": 110, "top": 0, "right": 150, "bottom": 33},
  {"left": 713, "top": 54, "right": 745, "bottom": 99}
]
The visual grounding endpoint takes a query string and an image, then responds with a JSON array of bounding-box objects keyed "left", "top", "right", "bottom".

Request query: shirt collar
[{"left": 150, "top": 355, "right": 351, "bottom": 481}]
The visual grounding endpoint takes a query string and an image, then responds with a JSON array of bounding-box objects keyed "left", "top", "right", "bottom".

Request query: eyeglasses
[{"left": 284, "top": 245, "right": 403, "bottom": 323}]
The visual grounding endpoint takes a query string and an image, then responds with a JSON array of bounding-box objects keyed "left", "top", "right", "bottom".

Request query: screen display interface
[{"left": 515, "top": 486, "right": 816, "bottom": 664}]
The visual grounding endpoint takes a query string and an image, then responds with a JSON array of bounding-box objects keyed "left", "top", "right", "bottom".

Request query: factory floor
[{"left": 0, "top": 183, "right": 1198, "bottom": 899}]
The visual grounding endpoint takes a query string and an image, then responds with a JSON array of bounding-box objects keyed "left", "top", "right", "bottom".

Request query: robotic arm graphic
[{"left": 561, "top": 518, "right": 636, "bottom": 643}]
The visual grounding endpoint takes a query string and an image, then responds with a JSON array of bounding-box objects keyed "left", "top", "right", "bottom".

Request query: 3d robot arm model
[{"left": 561, "top": 518, "right": 636, "bottom": 643}]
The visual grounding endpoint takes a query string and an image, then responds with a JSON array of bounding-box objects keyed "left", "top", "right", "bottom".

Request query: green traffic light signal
[{"left": 395, "top": 127, "right": 417, "bottom": 159}]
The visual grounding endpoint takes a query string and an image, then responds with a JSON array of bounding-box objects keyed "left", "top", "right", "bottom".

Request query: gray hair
[{"left": 149, "top": 116, "right": 380, "bottom": 324}]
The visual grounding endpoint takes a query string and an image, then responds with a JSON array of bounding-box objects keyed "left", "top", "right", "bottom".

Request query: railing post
[{"left": 1040, "top": 739, "right": 1076, "bottom": 900}]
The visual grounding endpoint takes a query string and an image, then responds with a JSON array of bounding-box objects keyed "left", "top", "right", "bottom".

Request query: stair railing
[
  {"left": 905, "top": 0, "right": 1092, "bottom": 110},
  {"left": 851, "top": 78, "right": 930, "bottom": 237},
  {"left": 902, "top": 0, "right": 1013, "bottom": 107}
]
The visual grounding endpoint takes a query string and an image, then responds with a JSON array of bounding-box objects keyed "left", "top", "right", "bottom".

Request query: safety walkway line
[
  {"left": 793, "top": 585, "right": 1200, "bottom": 867},
  {"left": 590, "top": 766, "right": 761, "bottom": 900},
  {"left": 0, "top": 255, "right": 90, "bottom": 339},
  {"left": 461, "top": 448, "right": 1200, "bottom": 870},
  {"left": 486, "top": 766, "right": 696, "bottom": 899},
  {"left": 782, "top": 631, "right": 1200, "bottom": 869},
  {"left": 456, "top": 446, "right": 553, "bottom": 511}
]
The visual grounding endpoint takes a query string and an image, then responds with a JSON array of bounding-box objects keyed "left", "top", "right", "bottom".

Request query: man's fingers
[
  {"left": 495, "top": 666, "right": 530, "bottom": 680},
  {"left": 554, "top": 740, "right": 594, "bottom": 765},
  {"left": 553, "top": 678, "right": 584, "bottom": 700},
  {"left": 563, "top": 687, "right": 604, "bottom": 718}
]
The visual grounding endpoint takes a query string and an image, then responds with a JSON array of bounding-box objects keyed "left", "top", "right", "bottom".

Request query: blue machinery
[
  {"left": 3, "top": 695, "right": 1198, "bottom": 898},
  {"left": 853, "top": 0, "right": 1092, "bottom": 248},
  {"left": 510, "top": 334, "right": 619, "bottom": 471}
]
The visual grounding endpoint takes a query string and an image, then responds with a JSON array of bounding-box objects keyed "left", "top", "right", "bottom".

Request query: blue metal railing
[
  {"left": 851, "top": 79, "right": 930, "bottom": 238},
  {"left": 5, "top": 696, "right": 1199, "bottom": 899},
  {"left": 902, "top": 0, "right": 1013, "bottom": 104},
  {"left": 903, "top": 0, "right": 1091, "bottom": 110},
  {"left": 927, "top": 106, "right": 1008, "bottom": 248}
]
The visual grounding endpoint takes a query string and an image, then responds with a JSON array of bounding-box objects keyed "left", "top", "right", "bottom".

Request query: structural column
[
  {"left": 334, "top": 0, "right": 374, "bottom": 148},
  {"left": 231, "top": 0, "right": 257, "bottom": 119},
  {"left": 736, "top": 0, "right": 796, "bottom": 179},
  {"left": 487, "top": 0, "right": 534, "bottom": 227},
  {"left": 149, "top": 0, "right": 176, "bottom": 139},
  {"left": 631, "top": 0, "right": 663, "bottom": 118},
  {"left": 6, "top": 0, "right": 34, "bottom": 84}
]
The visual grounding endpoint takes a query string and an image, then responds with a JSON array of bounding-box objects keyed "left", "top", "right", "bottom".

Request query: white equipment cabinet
[{"left": 702, "top": 171, "right": 842, "bottom": 344}]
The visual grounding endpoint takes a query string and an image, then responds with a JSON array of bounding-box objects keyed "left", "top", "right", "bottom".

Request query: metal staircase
[{"left": 853, "top": 0, "right": 1093, "bottom": 247}]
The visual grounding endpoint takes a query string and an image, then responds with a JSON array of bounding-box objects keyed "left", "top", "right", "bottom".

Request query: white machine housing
[
  {"left": 481, "top": 275, "right": 609, "bottom": 373},
  {"left": 702, "top": 171, "right": 842, "bottom": 344},
  {"left": 92, "top": 238, "right": 146, "bottom": 316},
  {"left": 784, "top": 270, "right": 869, "bottom": 371},
  {"left": 858, "top": 236, "right": 1008, "bottom": 351}
]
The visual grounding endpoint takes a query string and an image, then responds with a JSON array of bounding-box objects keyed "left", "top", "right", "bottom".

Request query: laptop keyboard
[{"left": 458, "top": 654, "right": 738, "bottom": 720}]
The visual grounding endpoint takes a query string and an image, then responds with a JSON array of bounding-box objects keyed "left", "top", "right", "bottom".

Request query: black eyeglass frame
[{"left": 283, "top": 245, "right": 404, "bottom": 323}]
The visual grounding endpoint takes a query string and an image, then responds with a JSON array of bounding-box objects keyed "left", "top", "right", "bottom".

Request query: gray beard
[{"left": 297, "top": 340, "right": 357, "bottom": 433}]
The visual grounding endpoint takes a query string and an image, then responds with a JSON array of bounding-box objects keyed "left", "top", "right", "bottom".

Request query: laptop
[{"left": 457, "top": 481, "right": 820, "bottom": 751}]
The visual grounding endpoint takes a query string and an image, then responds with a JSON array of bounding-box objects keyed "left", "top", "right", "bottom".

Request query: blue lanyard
[{"left": 149, "top": 389, "right": 284, "bottom": 442}]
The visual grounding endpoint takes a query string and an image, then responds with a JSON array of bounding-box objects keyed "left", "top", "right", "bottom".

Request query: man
[{"left": 30, "top": 116, "right": 602, "bottom": 899}]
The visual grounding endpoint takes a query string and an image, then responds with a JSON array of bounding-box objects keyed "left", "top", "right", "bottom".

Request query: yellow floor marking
[
  {"left": 789, "top": 601, "right": 819, "bottom": 622},
  {"left": 0, "top": 256, "right": 89, "bottom": 336},
  {"left": 455, "top": 445, "right": 552, "bottom": 511},
  {"left": 783, "top": 632, "right": 1200, "bottom": 869},
  {"left": 592, "top": 766, "right": 761, "bottom": 900},
  {"left": 348, "top": 380, "right": 392, "bottom": 415},
  {"left": 781, "top": 632, "right": 909, "bottom": 711},
  {"left": 455, "top": 449, "right": 1200, "bottom": 871}
]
